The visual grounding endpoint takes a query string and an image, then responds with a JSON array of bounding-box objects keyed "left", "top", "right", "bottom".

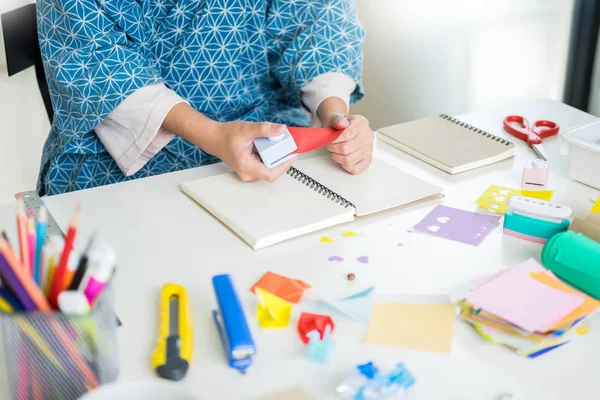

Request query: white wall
[
  {"left": 352, "top": 0, "right": 574, "bottom": 129},
  {"left": 0, "top": 0, "right": 575, "bottom": 204}
]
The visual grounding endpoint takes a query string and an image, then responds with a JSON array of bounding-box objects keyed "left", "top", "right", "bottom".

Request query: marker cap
[{"left": 58, "top": 291, "right": 91, "bottom": 315}]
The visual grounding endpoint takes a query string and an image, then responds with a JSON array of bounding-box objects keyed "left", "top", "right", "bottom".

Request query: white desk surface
[{"left": 1, "top": 99, "right": 600, "bottom": 400}]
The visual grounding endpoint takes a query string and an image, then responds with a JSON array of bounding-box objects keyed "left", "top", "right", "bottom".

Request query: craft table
[{"left": 1, "top": 99, "right": 600, "bottom": 400}]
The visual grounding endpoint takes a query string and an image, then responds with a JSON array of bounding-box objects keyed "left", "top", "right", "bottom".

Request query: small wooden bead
[{"left": 347, "top": 273, "right": 355, "bottom": 281}]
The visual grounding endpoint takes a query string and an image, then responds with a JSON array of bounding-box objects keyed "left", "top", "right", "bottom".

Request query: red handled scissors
[{"left": 503, "top": 115, "right": 559, "bottom": 161}]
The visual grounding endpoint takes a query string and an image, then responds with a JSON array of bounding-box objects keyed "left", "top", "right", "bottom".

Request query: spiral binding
[
  {"left": 287, "top": 167, "right": 356, "bottom": 209},
  {"left": 439, "top": 114, "right": 514, "bottom": 146}
]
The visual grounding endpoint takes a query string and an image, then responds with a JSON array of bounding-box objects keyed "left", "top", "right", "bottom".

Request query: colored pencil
[
  {"left": 0, "top": 287, "right": 24, "bottom": 311},
  {"left": 0, "top": 250, "right": 38, "bottom": 311},
  {"left": 0, "top": 237, "right": 51, "bottom": 312},
  {"left": 27, "top": 213, "right": 36, "bottom": 280},
  {"left": 68, "top": 233, "right": 96, "bottom": 291},
  {"left": 16, "top": 194, "right": 30, "bottom": 275},
  {"left": 34, "top": 206, "right": 48, "bottom": 286},
  {"left": 48, "top": 204, "right": 80, "bottom": 309},
  {"left": 61, "top": 251, "right": 80, "bottom": 293}
]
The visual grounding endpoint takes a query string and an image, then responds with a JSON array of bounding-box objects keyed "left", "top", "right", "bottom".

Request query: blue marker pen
[{"left": 34, "top": 206, "right": 48, "bottom": 285}]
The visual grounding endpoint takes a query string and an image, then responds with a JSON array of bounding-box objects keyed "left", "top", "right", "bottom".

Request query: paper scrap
[
  {"left": 251, "top": 271, "right": 311, "bottom": 303},
  {"left": 342, "top": 231, "right": 357, "bottom": 237},
  {"left": 413, "top": 205, "right": 501, "bottom": 246},
  {"left": 530, "top": 271, "right": 600, "bottom": 329},
  {"left": 363, "top": 301, "right": 455, "bottom": 353},
  {"left": 592, "top": 198, "right": 600, "bottom": 214},
  {"left": 475, "top": 185, "right": 554, "bottom": 214},
  {"left": 466, "top": 267, "right": 585, "bottom": 332},
  {"left": 321, "top": 236, "right": 334, "bottom": 243},
  {"left": 310, "top": 287, "right": 375, "bottom": 323},
  {"left": 356, "top": 256, "right": 369, "bottom": 264},
  {"left": 328, "top": 255, "right": 344, "bottom": 262},
  {"left": 255, "top": 288, "right": 292, "bottom": 329},
  {"left": 253, "top": 388, "right": 316, "bottom": 400}
]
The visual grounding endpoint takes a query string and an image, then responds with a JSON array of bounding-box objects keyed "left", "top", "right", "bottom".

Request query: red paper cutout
[
  {"left": 297, "top": 312, "right": 335, "bottom": 344},
  {"left": 250, "top": 271, "right": 311, "bottom": 304},
  {"left": 288, "top": 127, "right": 344, "bottom": 154}
]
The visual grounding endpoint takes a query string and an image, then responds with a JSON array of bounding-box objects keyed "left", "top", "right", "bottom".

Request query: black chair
[{"left": 2, "top": 4, "right": 53, "bottom": 123}]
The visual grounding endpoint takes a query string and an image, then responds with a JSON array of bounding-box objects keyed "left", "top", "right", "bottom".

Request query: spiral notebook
[
  {"left": 378, "top": 115, "right": 516, "bottom": 174},
  {"left": 180, "top": 156, "right": 443, "bottom": 249}
]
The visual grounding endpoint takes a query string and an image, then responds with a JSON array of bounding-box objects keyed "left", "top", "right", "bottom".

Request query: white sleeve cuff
[
  {"left": 300, "top": 72, "right": 357, "bottom": 127},
  {"left": 94, "top": 83, "right": 188, "bottom": 177}
]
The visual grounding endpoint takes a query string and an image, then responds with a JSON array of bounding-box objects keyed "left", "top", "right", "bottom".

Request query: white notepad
[{"left": 181, "top": 156, "right": 442, "bottom": 249}]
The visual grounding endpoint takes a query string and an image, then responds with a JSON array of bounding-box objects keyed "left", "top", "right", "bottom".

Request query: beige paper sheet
[{"left": 363, "top": 301, "right": 455, "bottom": 353}]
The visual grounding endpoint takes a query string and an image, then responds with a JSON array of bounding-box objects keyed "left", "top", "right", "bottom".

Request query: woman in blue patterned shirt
[{"left": 37, "top": 0, "right": 373, "bottom": 195}]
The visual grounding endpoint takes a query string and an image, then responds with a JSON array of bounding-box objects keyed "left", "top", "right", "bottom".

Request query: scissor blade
[{"left": 532, "top": 144, "right": 547, "bottom": 161}]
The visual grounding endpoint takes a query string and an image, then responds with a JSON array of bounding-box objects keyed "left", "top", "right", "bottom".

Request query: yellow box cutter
[{"left": 151, "top": 283, "right": 193, "bottom": 381}]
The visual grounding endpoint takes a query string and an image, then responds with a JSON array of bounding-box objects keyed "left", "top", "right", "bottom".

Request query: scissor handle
[
  {"left": 503, "top": 115, "right": 532, "bottom": 141},
  {"left": 531, "top": 120, "right": 560, "bottom": 139}
]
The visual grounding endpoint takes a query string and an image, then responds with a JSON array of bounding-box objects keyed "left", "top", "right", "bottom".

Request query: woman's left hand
[{"left": 324, "top": 112, "right": 374, "bottom": 174}]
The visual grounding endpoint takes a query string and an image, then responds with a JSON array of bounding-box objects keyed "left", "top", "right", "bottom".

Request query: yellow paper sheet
[
  {"left": 255, "top": 288, "right": 292, "bottom": 329},
  {"left": 530, "top": 272, "right": 600, "bottom": 329},
  {"left": 592, "top": 198, "right": 600, "bottom": 214},
  {"left": 475, "top": 185, "right": 554, "bottom": 214},
  {"left": 253, "top": 388, "right": 316, "bottom": 400},
  {"left": 363, "top": 301, "right": 455, "bottom": 353}
]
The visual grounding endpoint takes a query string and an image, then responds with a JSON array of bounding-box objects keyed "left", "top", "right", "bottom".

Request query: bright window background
[{"left": 352, "top": 0, "right": 574, "bottom": 129}]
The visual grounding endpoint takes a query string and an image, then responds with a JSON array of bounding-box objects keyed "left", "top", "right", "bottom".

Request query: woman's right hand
[
  {"left": 163, "top": 104, "right": 295, "bottom": 183},
  {"left": 211, "top": 121, "right": 296, "bottom": 182}
]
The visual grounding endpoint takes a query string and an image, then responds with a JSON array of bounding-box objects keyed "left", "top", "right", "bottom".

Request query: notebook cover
[{"left": 378, "top": 115, "right": 516, "bottom": 174}]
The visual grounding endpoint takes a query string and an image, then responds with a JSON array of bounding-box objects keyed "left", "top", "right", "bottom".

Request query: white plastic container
[{"left": 561, "top": 121, "right": 600, "bottom": 190}]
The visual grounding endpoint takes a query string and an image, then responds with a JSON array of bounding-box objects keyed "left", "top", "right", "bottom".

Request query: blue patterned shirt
[{"left": 37, "top": 0, "right": 365, "bottom": 195}]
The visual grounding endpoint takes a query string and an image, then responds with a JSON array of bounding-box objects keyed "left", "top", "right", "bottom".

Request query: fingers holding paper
[{"left": 326, "top": 114, "right": 374, "bottom": 174}]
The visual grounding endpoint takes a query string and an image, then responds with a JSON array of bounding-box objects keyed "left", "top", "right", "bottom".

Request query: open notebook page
[
  {"left": 293, "top": 156, "right": 443, "bottom": 216},
  {"left": 180, "top": 171, "right": 355, "bottom": 249}
]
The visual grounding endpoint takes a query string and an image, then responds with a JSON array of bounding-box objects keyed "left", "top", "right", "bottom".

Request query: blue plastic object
[
  {"left": 336, "top": 361, "right": 416, "bottom": 399},
  {"left": 212, "top": 274, "right": 256, "bottom": 374},
  {"left": 253, "top": 129, "right": 298, "bottom": 169}
]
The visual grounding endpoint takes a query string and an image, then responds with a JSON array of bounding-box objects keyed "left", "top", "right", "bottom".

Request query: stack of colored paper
[{"left": 459, "top": 258, "right": 599, "bottom": 358}]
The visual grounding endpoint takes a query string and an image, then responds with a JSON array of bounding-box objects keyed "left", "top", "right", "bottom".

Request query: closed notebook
[
  {"left": 180, "top": 156, "right": 442, "bottom": 249},
  {"left": 378, "top": 114, "right": 516, "bottom": 174}
]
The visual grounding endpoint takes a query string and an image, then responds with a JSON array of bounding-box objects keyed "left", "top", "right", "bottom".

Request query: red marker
[{"left": 48, "top": 204, "right": 80, "bottom": 309}]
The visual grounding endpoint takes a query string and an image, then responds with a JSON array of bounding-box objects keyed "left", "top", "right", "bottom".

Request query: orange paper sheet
[
  {"left": 250, "top": 271, "right": 311, "bottom": 304},
  {"left": 530, "top": 271, "right": 600, "bottom": 329}
]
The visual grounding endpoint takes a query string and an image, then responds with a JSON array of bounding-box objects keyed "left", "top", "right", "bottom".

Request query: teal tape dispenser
[{"left": 503, "top": 196, "right": 571, "bottom": 244}]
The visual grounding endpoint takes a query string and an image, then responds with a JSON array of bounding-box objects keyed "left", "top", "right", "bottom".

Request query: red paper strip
[{"left": 288, "top": 127, "right": 344, "bottom": 154}]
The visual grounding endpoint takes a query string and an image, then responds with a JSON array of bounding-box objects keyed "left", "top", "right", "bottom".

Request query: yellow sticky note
[
  {"left": 592, "top": 198, "right": 600, "bottom": 214},
  {"left": 255, "top": 288, "right": 292, "bottom": 329},
  {"left": 475, "top": 185, "right": 554, "bottom": 214},
  {"left": 363, "top": 301, "right": 455, "bottom": 353}
]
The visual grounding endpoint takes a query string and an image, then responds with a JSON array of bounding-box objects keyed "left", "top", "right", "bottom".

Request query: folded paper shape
[
  {"left": 288, "top": 127, "right": 343, "bottom": 154},
  {"left": 255, "top": 288, "right": 292, "bottom": 329},
  {"left": 297, "top": 313, "right": 335, "bottom": 344},
  {"left": 251, "top": 271, "right": 311, "bottom": 304},
  {"left": 304, "top": 326, "right": 334, "bottom": 363}
]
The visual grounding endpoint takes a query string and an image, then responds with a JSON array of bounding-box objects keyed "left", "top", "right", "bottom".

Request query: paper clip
[{"left": 212, "top": 274, "right": 256, "bottom": 374}]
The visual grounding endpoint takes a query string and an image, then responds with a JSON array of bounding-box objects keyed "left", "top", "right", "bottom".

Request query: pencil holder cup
[{"left": 0, "top": 286, "right": 119, "bottom": 400}]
